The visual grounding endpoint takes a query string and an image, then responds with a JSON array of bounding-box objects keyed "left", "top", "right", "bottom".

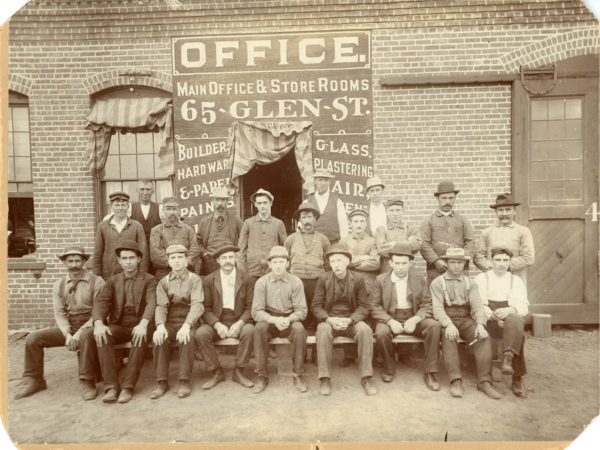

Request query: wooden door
[{"left": 513, "top": 56, "right": 599, "bottom": 324}]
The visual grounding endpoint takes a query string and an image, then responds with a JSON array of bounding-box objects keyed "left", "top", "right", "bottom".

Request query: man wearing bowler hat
[
  {"left": 195, "top": 244, "right": 256, "bottom": 390},
  {"left": 420, "top": 181, "right": 476, "bottom": 286},
  {"left": 365, "top": 175, "right": 387, "bottom": 234},
  {"left": 150, "top": 196, "right": 200, "bottom": 281},
  {"left": 196, "top": 187, "right": 243, "bottom": 276},
  {"left": 306, "top": 168, "right": 348, "bottom": 245},
  {"left": 371, "top": 243, "right": 441, "bottom": 391},
  {"left": 85, "top": 239, "right": 157, "bottom": 404},
  {"left": 14, "top": 246, "right": 105, "bottom": 400},
  {"left": 474, "top": 193, "right": 535, "bottom": 286},
  {"left": 93, "top": 191, "right": 148, "bottom": 280}
]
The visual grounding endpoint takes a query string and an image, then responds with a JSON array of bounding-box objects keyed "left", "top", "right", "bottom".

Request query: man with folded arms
[
  {"left": 150, "top": 244, "right": 204, "bottom": 399},
  {"left": 195, "top": 244, "right": 255, "bottom": 390}
]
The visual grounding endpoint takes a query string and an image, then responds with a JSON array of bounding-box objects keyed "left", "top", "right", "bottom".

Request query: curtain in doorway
[{"left": 227, "top": 120, "right": 314, "bottom": 194}]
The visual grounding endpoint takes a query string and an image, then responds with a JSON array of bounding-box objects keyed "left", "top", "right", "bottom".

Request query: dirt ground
[{"left": 3, "top": 326, "right": 599, "bottom": 445}]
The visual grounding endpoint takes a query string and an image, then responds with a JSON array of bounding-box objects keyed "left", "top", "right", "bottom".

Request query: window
[{"left": 8, "top": 91, "right": 36, "bottom": 257}]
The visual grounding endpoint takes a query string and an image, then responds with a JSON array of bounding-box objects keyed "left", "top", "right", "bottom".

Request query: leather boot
[{"left": 202, "top": 367, "right": 226, "bottom": 390}]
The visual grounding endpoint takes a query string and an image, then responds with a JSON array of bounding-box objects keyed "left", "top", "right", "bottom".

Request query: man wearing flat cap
[
  {"left": 474, "top": 193, "right": 535, "bottom": 287},
  {"left": 306, "top": 168, "right": 348, "bottom": 245},
  {"left": 196, "top": 187, "right": 242, "bottom": 276},
  {"left": 93, "top": 191, "right": 148, "bottom": 280},
  {"left": 238, "top": 188, "right": 287, "bottom": 279},
  {"left": 312, "top": 244, "right": 376, "bottom": 396},
  {"left": 195, "top": 244, "right": 256, "bottom": 390},
  {"left": 474, "top": 247, "right": 529, "bottom": 398},
  {"left": 371, "top": 243, "right": 441, "bottom": 391},
  {"left": 150, "top": 244, "right": 204, "bottom": 399},
  {"left": 284, "top": 200, "right": 331, "bottom": 332},
  {"left": 375, "top": 199, "right": 421, "bottom": 274},
  {"left": 365, "top": 175, "right": 387, "bottom": 234},
  {"left": 430, "top": 248, "right": 501, "bottom": 400},
  {"left": 420, "top": 181, "right": 476, "bottom": 286},
  {"left": 252, "top": 246, "right": 308, "bottom": 394},
  {"left": 150, "top": 196, "right": 201, "bottom": 281},
  {"left": 83, "top": 239, "right": 157, "bottom": 404},
  {"left": 14, "top": 246, "right": 105, "bottom": 400}
]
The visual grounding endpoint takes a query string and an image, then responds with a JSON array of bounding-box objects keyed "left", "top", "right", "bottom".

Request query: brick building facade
[{"left": 6, "top": 0, "right": 599, "bottom": 329}]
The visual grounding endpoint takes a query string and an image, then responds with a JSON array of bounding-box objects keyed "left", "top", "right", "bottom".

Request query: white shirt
[
  {"left": 220, "top": 268, "right": 236, "bottom": 311},
  {"left": 474, "top": 270, "right": 529, "bottom": 318},
  {"left": 313, "top": 190, "right": 349, "bottom": 239},
  {"left": 110, "top": 216, "right": 128, "bottom": 233},
  {"left": 369, "top": 202, "right": 387, "bottom": 233},
  {"left": 140, "top": 203, "right": 150, "bottom": 220},
  {"left": 391, "top": 272, "right": 410, "bottom": 310}
]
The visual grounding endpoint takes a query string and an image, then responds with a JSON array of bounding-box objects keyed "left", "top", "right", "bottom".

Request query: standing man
[
  {"left": 195, "top": 244, "right": 255, "bottom": 390},
  {"left": 474, "top": 193, "right": 535, "bottom": 286},
  {"left": 14, "top": 246, "right": 105, "bottom": 400},
  {"left": 430, "top": 248, "right": 501, "bottom": 399},
  {"left": 306, "top": 168, "right": 348, "bottom": 245},
  {"left": 375, "top": 199, "right": 421, "bottom": 274},
  {"left": 312, "top": 244, "right": 376, "bottom": 396},
  {"left": 86, "top": 240, "right": 157, "bottom": 404},
  {"left": 150, "top": 196, "right": 200, "bottom": 281},
  {"left": 340, "top": 209, "right": 380, "bottom": 287},
  {"left": 365, "top": 176, "right": 387, "bottom": 234},
  {"left": 252, "top": 246, "right": 308, "bottom": 394},
  {"left": 238, "top": 188, "right": 287, "bottom": 280},
  {"left": 130, "top": 179, "right": 162, "bottom": 254},
  {"left": 196, "top": 187, "right": 243, "bottom": 276},
  {"left": 284, "top": 200, "right": 331, "bottom": 332},
  {"left": 420, "top": 181, "right": 476, "bottom": 286},
  {"left": 93, "top": 191, "right": 148, "bottom": 280},
  {"left": 371, "top": 243, "right": 441, "bottom": 391},
  {"left": 475, "top": 247, "right": 529, "bottom": 398},
  {"left": 149, "top": 244, "right": 204, "bottom": 399}
]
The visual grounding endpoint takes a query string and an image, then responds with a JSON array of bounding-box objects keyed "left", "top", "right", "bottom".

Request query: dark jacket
[
  {"left": 92, "top": 271, "right": 157, "bottom": 325},
  {"left": 370, "top": 268, "right": 432, "bottom": 323},
  {"left": 196, "top": 211, "right": 242, "bottom": 256},
  {"left": 201, "top": 269, "right": 255, "bottom": 326},
  {"left": 312, "top": 270, "right": 370, "bottom": 323}
]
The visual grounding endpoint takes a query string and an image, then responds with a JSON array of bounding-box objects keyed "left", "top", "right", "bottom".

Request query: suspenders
[{"left": 440, "top": 275, "right": 469, "bottom": 307}]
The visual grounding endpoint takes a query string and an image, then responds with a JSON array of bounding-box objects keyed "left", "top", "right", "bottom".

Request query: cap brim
[
  {"left": 58, "top": 253, "right": 90, "bottom": 260},
  {"left": 294, "top": 208, "right": 321, "bottom": 221},
  {"left": 326, "top": 251, "right": 352, "bottom": 261},
  {"left": 490, "top": 202, "right": 520, "bottom": 208},
  {"left": 434, "top": 190, "right": 459, "bottom": 196}
]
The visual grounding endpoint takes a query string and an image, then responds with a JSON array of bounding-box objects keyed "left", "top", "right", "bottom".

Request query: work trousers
[
  {"left": 153, "top": 323, "right": 196, "bottom": 382},
  {"left": 301, "top": 278, "right": 318, "bottom": 333},
  {"left": 316, "top": 320, "right": 373, "bottom": 379},
  {"left": 375, "top": 318, "right": 441, "bottom": 375},
  {"left": 442, "top": 307, "right": 492, "bottom": 385},
  {"left": 195, "top": 323, "right": 254, "bottom": 371},
  {"left": 486, "top": 314, "right": 527, "bottom": 377},
  {"left": 254, "top": 321, "right": 307, "bottom": 378}
]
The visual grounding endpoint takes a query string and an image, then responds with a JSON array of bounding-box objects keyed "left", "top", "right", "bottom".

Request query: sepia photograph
[{"left": 1, "top": 0, "right": 599, "bottom": 447}]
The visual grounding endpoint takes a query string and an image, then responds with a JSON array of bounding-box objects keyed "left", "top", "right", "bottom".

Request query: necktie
[{"left": 216, "top": 215, "right": 225, "bottom": 231}]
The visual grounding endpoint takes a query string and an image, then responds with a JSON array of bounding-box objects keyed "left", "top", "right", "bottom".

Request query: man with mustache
[
  {"left": 305, "top": 169, "right": 348, "bottom": 245},
  {"left": 474, "top": 194, "right": 535, "bottom": 286},
  {"left": 150, "top": 197, "right": 200, "bottom": 281},
  {"left": 420, "top": 182, "right": 476, "bottom": 286},
  {"left": 196, "top": 187, "right": 242, "bottom": 276}
]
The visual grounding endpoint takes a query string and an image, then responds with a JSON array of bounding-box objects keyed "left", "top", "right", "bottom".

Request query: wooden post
[{"left": 532, "top": 313, "right": 552, "bottom": 338}]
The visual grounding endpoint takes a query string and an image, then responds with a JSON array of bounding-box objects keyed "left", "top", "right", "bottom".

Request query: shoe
[
  {"left": 338, "top": 357, "right": 355, "bottom": 367},
  {"left": 177, "top": 380, "right": 191, "bottom": 398},
  {"left": 149, "top": 381, "right": 169, "bottom": 399},
  {"left": 80, "top": 380, "right": 97, "bottom": 401},
  {"left": 293, "top": 375, "right": 308, "bottom": 393},
  {"left": 117, "top": 388, "right": 133, "bottom": 404},
  {"left": 423, "top": 373, "right": 440, "bottom": 391},
  {"left": 232, "top": 367, "right": 254, "bottom": 388},
  {"left": 253, "top": 376, "right": 268, "bottom": 394},
  {"left": 477, "top": 381, "right": 502, "bottom": 400},
  {"left": 202, "top": 368, "right": 226, "bottom": 390},
  {"left": 14, "top": 378, "right": 47, "bottom": 400},
  {"left": 102, "top": 388, "right": 118, "bottom": 403},
  {"left": 501, "top": 351, "right": 515, "bottom": 375},
  {"left": 319, "top": 378, "right": 332, "bottom": 396},
  {"left": 381, "top": 372, "right": 394, "bottom": 383},
  {"left": 361, "top": 376, "right": 377, "bottom": 395},
  {"left": 512, "top": 376, "right": 528, "bottom": 398},
  {"left": 450, "top": 379, "right": 463, "bottom": 398}
]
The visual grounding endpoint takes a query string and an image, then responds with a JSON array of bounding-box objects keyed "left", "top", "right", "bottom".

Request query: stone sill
[{"left": 8, "top": 258, "right": 46, "bottom": 273}]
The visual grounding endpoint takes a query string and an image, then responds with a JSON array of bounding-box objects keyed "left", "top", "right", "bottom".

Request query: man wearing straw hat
[
  {"left": 306, "top": 168, "right": 348, "bottom": 245},
  {"left": 365, "top": 175, "right": 387, "bottom": 234},
  {"left": 14, "top": 246, "right": 105, "bottom": 400}
]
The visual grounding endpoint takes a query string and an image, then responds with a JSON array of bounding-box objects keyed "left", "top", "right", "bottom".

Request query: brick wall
[{"left": 6, "top": 0, "right": 598, "bottom": 329}]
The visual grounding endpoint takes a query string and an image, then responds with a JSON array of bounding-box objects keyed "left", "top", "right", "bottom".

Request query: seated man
[
  {"left": 371, "top": 243, "right": 441, "bottom": 391},
  {"left": 312, "top": 244, "right": 376, "bottom": 396},
  {"left": 195, "top": 244, "right": 255, "bottom": 390},
  {"left": 430, "top": 248, "right": 501, "bottom": 399},
  {"left": 14, "top": 246, "right": 105, "bottom": 400},
  {"left": 150, "top": 244, "right": 204, "bottom": 399},
  {"left": 474, "top": 247, "right": 529, "bottom": 398},
  {"left": 85, "top": 239, "right": 157, "bottom": 404},
  {"left": 252, "top": 246, "right": 308, "bottom": 394}
]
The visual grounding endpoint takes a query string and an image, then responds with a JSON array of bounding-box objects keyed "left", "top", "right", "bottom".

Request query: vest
[
  {"left": 308, "top": 192, "right": 341, "bottom": 243},
  {"left": 131, "top": 201, "right": 161, "bottom": 242}
]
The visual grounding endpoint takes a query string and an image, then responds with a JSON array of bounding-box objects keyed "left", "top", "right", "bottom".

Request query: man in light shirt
[
  {"left": 340, "top": 208, "right": 380, "bottom": 286},
  {"left": 365, "top": 176, "right": 387, "bottom": 234},
  {"left": 306, "top": 168, "right": 348, "bottom": 245},
  {"left": 475, "top": 247, "right": 529, "bottom": 398},
  {"left": 130, "top": 179, "right": 162, "bottom": 255}
]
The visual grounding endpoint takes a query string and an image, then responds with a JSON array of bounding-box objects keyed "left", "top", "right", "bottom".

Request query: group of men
[{"left": 14, "top": 172, "right": 534, "bottom": 403}]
